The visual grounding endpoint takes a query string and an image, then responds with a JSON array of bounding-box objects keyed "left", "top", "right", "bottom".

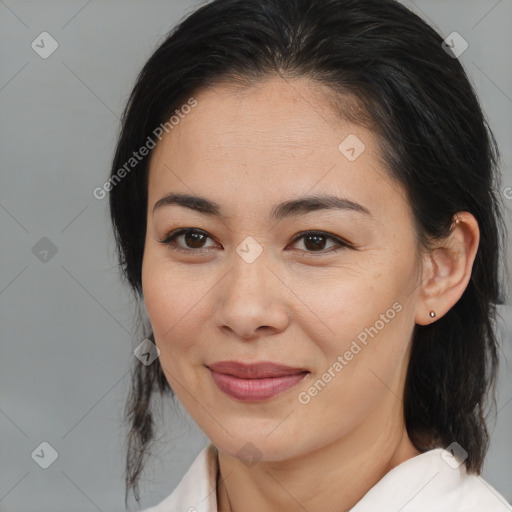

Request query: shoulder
[
  {"left": 350, "top": 448, "right": 512, "bottom": 512},
  {"left": 141, "top": 443, "right": 218, "bottom": 512}
]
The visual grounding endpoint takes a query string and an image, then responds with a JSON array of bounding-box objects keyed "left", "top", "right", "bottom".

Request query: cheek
[
  {"left": 141, "top": 252, "right": 217, "bottom": 364},
  {"left": 290, "top": 265, "right": 397, "bottom": 342},
  {"left": 292, "top": 258, "right": 415, "bottom": 387}
]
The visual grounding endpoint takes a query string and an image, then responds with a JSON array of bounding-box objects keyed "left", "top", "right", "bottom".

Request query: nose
[{"left": 213, "top": 249, "right": 290, "bottom": 340}]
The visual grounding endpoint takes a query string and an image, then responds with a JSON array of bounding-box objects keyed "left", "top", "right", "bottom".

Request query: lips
[
  {"left": 207, "top": 360, "right": 308, "bottom": 378},
  {"left": 207, "top": 360, "right": 309, "bottom": 401}
]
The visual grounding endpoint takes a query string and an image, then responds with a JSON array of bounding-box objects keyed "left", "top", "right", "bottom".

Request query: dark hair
[{"left": 108, "top": 0, "right": 508, "bottom": 507}]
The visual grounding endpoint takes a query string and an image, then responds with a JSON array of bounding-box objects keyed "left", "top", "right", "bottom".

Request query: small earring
[{"left": 429, "top": 310, "right": 436, "bottom": 318}]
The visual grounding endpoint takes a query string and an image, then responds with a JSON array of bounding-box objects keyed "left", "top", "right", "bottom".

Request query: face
[{"left": 142, "top": 76, "right": 425, "bottom": 462}]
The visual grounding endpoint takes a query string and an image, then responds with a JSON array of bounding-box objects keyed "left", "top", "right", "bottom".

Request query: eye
[
  {"left": 287, "top": 230, "right": 353, "bottom": 255},
  {"left": 159, "top": 228, "right": 353, "bottom": 255},
  {"left": 159, "top": 228, "right": 217, "bottom": 252}
]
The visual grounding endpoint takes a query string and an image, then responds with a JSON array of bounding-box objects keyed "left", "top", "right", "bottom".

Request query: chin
[{"left": 211, "top": 429, "right": 307, "bottom": 464}]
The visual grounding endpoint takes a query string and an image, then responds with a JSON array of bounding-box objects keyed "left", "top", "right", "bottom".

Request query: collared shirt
[{"left": 142, "top": 443, "right": 512, "bottom": 512}]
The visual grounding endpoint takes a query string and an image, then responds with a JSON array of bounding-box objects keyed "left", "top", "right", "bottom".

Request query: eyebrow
[{"left": 153, "top": 192, "right": 372, "bottom": 220}]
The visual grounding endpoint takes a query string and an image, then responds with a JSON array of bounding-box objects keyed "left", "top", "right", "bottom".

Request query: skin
[{"left": 141, "top": 76, "right": 479, "bottom": 512}]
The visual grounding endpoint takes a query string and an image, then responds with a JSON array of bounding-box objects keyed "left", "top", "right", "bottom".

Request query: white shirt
[{"left": 142, "top": 443, "right": 512, "bottom": 512}]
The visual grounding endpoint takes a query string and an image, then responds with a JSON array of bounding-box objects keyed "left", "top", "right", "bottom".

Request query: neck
[{"left": 216, "top": 402, "right": 420, "bottom": 512}]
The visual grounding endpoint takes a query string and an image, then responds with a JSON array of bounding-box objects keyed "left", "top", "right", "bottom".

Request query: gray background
[{"left": 1, "top": 1, "right": 511, "bottom": 511}]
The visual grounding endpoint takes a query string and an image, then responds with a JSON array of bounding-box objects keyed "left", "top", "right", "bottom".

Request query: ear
[{"left": 414, "top": 212, "right": 480, "bottom": 325}]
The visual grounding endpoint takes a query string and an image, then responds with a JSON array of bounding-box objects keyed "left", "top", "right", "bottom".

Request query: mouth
[{"left": 206, "top": 360, "right": 309, "bottom": 401}]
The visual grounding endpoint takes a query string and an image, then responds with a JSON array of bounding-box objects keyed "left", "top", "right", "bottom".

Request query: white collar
[{"left": 145, "top": 443, "right": 511, "bottom": 512}]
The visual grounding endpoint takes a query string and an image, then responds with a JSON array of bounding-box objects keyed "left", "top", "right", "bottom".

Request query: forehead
[
  {"left": 152, "top": 76, "right": 367, "bottom": 163},
  {"left": 147, "top": 76, "right": 407, "bottom": 224}
]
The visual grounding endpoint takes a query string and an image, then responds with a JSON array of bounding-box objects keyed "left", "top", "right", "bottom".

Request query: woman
[{"left": 108, "top": 0, "right": 511, "bottom": 510}]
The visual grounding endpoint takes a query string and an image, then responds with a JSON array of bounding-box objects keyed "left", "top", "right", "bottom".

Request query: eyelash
[{"left": 158, "top": 228, "right": 354, "bottom": 256}]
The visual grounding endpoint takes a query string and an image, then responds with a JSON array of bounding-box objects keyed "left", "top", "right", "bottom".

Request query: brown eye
[
  {"left": 159, "top": 228, "right": 217, "bottom": 251},
  {"left": 289, "top": 231, "right": 351, "bottom": 254},
  {"left": 181, "top": 231, "right": 208, "bottom": 248}
]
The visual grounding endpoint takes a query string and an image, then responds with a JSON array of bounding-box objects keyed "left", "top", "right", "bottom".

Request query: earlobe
[{"left": 414, "top": 212, "right": 480, "bottom": 326}]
